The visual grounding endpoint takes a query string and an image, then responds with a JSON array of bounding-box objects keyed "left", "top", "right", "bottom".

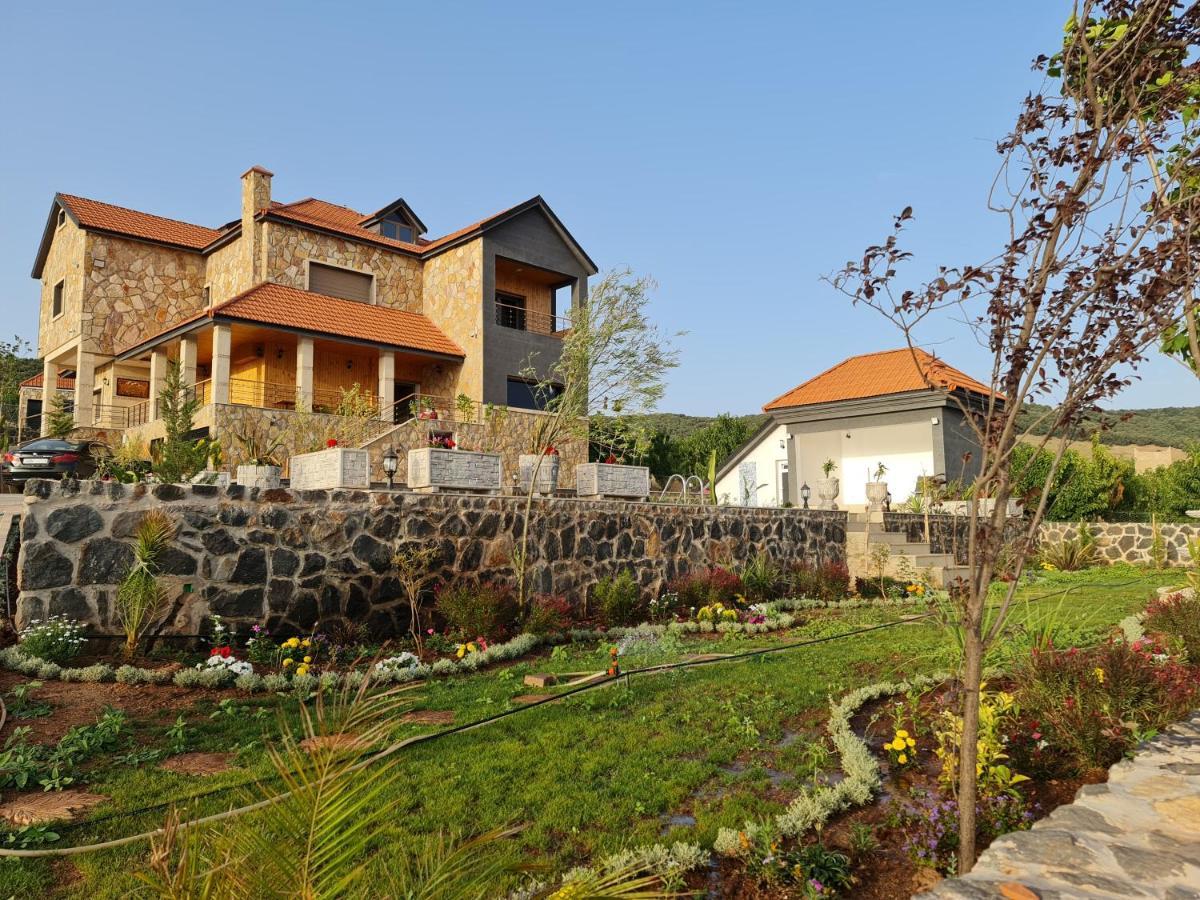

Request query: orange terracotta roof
[
  {"left": 265, "top": 198, "right": 429, "bottom": 252},
  {"left": 121, "top": 283, "right": 464, "bottom": 358},
  {"left": 20, "top": 373, "right": 75, "bottom": 390},
  {"left": 58, "top": 194, "right": 224, "bottom": 250},
  {"left": 763, "top": 348, "right": 996, "bottom": 411}
]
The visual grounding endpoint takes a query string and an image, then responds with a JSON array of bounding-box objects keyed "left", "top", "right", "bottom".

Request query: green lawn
[{"left": 0, "top": 566, "right": 1177, "bottom": 898}]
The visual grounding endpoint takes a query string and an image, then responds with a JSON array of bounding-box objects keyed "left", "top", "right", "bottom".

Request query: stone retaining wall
[
  {"left": 1040, "top": 520, "right": 1200, "bottom": 566},
  {"left": 14, "top": 479, "right": 846, "bottom": 638},
  {"left": 920, "top": 710, "right": 1200, "bottom": 899}
]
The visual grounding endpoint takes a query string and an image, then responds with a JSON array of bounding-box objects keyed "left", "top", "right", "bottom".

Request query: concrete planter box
[
  {"left": 408, "top": 447, "right": 501, "bottom": 494},
  {"left": 289, "top": 447, "right": 370, "bottom": 490},
  {"left": 191, "top": 470, "right": 231, "bottom": 488},
  {"left": 518, "top": 453, "right": 561, "bottom": 495},
  {"left": 575, "top": 463, "right": 650, "bottom": 500},
  {"left": 237, "top": 464, "right": 281, "bottom": 490}
]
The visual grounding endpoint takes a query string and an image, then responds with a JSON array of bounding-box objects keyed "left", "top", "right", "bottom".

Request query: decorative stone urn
[
  {"left": 289, "top": 447, "right": 370, "bottom": 490},
  {"left": 865, "top": 481, "right": 889, "bottom": 506},
  {"left": 237, "top": 464, "right": 281, "bottom": 490},
  {"left": 518, "top": 453, "right": 561, "bottom": 495},
  {"left": 408, "top": 447, "right": 501, "bottom": 494},
  {"left": 575, "top": 462, "right": 650, "bottom": 500},
  {"left": 814, "top": 477, "right": 840, "bottom": 509}
]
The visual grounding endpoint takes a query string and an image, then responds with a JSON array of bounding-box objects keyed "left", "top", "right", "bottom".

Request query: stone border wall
[
  {"left": 1039, "top": 520, "right": 1200, "bottom": 567},
  {"left": 15, "top": 479, "right": 846, "bottom": 638},
  {"left": 920, "top": 710, "right": 1200, "bottom": 899}
]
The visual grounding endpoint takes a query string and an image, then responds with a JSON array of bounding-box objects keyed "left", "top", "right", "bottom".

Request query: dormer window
[
  {"left": 380, "top": 218, "right": 414, "bottom": 243},
  {"left": 57, "top": 208, "right": 67, "bottom": 228}
]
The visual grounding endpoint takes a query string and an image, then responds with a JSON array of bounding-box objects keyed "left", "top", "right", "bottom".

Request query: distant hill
[
  {"left": 1017, "top": 405, "right": 1200, "bottom": 450},
  {"left": 632, "top": 405, "right": 1200, "bottom": 455}
]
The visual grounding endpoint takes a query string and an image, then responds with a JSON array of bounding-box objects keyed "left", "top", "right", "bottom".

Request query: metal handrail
[
  {"left": 494, "top": 302, "right": 571, "bottom": 336},
  {"left": 657, "top": 473, "right": 708, "bottom": 505}
]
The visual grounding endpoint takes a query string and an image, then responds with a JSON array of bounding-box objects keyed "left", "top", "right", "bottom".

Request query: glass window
[
  {"left": 381, "top": 220, "right": 414, "bottom": 242},
  {"left": 496, "top": 292, "right": 527, "bottom": 330},
  {"left": 52, "top": 281, "right": 64, "bottom": 318},
  {"left": 506, "top": 377, "right": 561, "bottom": 411}
]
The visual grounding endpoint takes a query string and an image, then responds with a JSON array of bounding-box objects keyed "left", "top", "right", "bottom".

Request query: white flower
[{"left": 375, "top": 652, "right": 419, "bottom": 672}]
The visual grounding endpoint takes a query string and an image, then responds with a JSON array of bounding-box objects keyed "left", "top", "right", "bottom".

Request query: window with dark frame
[
  {"left": 496, "top": 292, "right": 527, "bottom": 331},
  {"left": 57, "top": 208, "right": 66, "bottom": 228},
  {"left": 52, "top": 280, "right": 64, "bottom": 318},
  {"left": 380, "top": 219, "right": 414, "bottom": 243},
  {"left": 506, "top": 376, "right": 562, "bottom": 411}
]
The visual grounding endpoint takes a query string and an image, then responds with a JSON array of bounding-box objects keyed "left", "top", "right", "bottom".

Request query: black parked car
[{"left": 1, "top": 438, "right": 110, "bottom": 486}]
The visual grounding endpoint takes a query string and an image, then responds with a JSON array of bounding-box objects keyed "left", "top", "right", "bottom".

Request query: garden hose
[{"left": 0, "top": 578, "right": 1143, "bottom": 859}]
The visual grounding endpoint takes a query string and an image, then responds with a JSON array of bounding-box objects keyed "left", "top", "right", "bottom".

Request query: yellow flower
[
  {"left": 286, "top": 637, "right": 300, "bottom": 649},
  {"left": 1094, "top": 667, "right": 1106, "bottom": 683},
  {"left": 301, "top": 638, "right": 311, "bottom": 647},
  {"left": 906, "top": 737, "right": 916, "bottom": 748},
  {"left": 303, "top": 656, "right": 312, "bottom": 663},
  {"left": 296, "top": 665, "right": 309, "bottom": 676},
  {"left": 896, "top": 729, "right": 909, "bottom": 739},
  {"left": 283, "top": 658, "right": 294, "bottom": 667},
  {"left": 898, "top": 753, "right": 908, "bottom": 764}
]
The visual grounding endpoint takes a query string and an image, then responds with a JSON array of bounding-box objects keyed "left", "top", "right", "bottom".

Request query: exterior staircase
[{"left": 846, "top": 510, "right": 970, "bottom": 589}]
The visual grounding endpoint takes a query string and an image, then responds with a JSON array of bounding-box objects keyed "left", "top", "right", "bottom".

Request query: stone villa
[{"left": 24, "top": 167, "right": 597, "bottom": 479}]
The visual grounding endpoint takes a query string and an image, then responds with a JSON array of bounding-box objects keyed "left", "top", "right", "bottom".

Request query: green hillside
[{"left": 1016, "top": 405, "right": 1200, "bottom": 449}]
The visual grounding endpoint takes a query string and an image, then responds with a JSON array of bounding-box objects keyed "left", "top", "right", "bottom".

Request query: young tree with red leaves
[{"left": 829, "top": 0, "right": 1200, "bottom": 872}]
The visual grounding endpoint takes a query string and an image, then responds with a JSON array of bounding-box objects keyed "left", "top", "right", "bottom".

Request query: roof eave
[{"left": 31, "top": 195, "right": 74, "bottom": 279}]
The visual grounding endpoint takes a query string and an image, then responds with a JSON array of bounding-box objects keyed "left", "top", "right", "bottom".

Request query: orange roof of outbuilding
[{"left": 763, "top": 348, "right": 996, "bottom": 411}]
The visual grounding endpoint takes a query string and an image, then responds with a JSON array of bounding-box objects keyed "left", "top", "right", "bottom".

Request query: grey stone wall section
[
  {"left": 1040, "top": 520, "right": 1200, "bottom": 567},
  {"left": 919, "top": 710, "right": 1200, "bottom": 899},
  {"left": 15, "top": 479, "right": 846, "bottom": 638}
]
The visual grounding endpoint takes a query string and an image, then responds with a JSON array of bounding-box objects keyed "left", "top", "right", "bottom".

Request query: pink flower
[{"left": 426, "top": 628, "right": 434, "bottom": 635}]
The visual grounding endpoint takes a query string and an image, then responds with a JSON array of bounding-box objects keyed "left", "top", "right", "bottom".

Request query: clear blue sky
[{"left": 2, "top": 1, "right": 1196, "bottom": 414}]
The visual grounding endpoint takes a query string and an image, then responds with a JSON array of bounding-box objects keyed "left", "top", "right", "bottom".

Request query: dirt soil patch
[
  {"left": 399, "top": 710, "right": 455, "bottom": 726},
  {"left": 0, "top": 790, "right": 106, "bottom": 826},
  {"left": 299, "top": 734, "right": 371, "bottom": 754},
  {"left": 0, "top": 670, "right": 232, "bottom": 745},
  {"left": 159, "top": 752, "right": 237, "bottom": 776}
]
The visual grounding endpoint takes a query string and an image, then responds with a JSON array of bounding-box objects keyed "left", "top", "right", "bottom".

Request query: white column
[
  {"left": 211, "top": 324, "right": 231, "bottom": 405},
  {"left": 73, "top": 347, "right": 96, "bottom": 428},
  {"left": 179, "top": 335, "right": 198, "bottom": 387},
  {"left": 377, "top": 350, "right": 395, "bottom": 421},
  {"left": 296, "top": 337, "right": 314, "bottom": 413},
  {"left": 148, "top": 349, "right": 167, "bottom": 421},
  {"left": 40, "top": 358, "right": 56, "bottom": 436}
]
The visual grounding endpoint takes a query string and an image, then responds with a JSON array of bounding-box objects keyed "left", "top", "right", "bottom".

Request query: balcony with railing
[{"left": 494, "top": 302, "right": 571, "bottom": 337}]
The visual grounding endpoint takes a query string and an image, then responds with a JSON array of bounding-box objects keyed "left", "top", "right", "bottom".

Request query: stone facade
[
  {"left": 265, "top": 221, "right": 424, "bottom": 312},
  {"left": 420, "top": 240, "right": 484, "bottom": 399},
  {"left": 83, "top": 234, "right": 208, "bottom": 353},
  {"left": 408, "top": 448, "right": 502, "bottom": 493},
  {"left": 37, "top": 217, "right": 86, "bottom": 358},
  {"left": 15, "top": 479, "right": 847, "bottom": 638},
  {"left": 204, "top": 239, "right": 245, "bottom": 306},
  {"left": 1039, "top": 520, "right": 1200, "bottom": 566}
]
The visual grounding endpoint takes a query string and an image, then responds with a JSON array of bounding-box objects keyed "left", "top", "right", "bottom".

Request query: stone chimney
[{"left": 240, "top": 166, "right": 272, "bottom": 284}]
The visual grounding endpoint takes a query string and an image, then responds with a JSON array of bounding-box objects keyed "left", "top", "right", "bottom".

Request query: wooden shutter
[{"left": 308, "top": 262, "right": 372, "bottom": 303}]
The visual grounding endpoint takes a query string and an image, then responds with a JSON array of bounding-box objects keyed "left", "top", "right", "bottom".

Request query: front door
[{"left": 393, "top": 382, "right": 419, "bottom": 422}]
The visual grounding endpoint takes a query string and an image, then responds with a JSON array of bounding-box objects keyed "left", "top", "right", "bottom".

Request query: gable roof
[
  {"left": 118, "top": 282, "right": 465, "bottom": 360},
  {"left": 358, "top": 197, "right": 428, "bottom": 235},
  {"left": 32, "top": 194, "right": 228, "bottom": 277},
  {"left": 763, "top": 348, "right": 996, "bottom": 412}
]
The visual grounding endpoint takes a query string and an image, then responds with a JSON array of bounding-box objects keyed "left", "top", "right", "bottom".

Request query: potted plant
[
  {"left": 865, "top": 461, "right": 889, "bottom": 506},
  {"left": 232, "top": 423, "right": 284, "bottom": 490},
  {"left": 519, "top": 445, "right": 560, "bottom": 495},
  {"left": 815, "top": 458, "right": 840, "bottom": 509}
]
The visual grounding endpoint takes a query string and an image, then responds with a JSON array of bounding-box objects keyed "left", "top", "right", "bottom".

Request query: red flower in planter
[
  {"left": 326, "top": 438, "right": 338, "bottom": 448},
  {"left": 544, "top": 446, "right": 559, "bottom": 456},
  {"left": 604, "top": 453, "right": 618, "bottom": 464}
]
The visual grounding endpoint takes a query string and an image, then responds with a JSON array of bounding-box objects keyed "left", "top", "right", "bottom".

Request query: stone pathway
[{"left": 920, "top": 710, "right": 1200, "bottom": 899}]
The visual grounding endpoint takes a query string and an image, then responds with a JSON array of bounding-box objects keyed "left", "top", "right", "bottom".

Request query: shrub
[
  {"left": 592, "top": 570, "right": 644, "bottom": 626},
  {"left": 898, "top": 791, "right": 1034, "bottom": 876},
  {"left": 785, "top": 560, "right": 850, "bottom": 602},
  {"left": 1037, "top": 523, "right": 1099, "bottom": 571},
  {"left": 667, "top": 567, "right": 743, "bottom": 609},
  {"left": 739, "top": 552, "right": 783, "bottom": 602},
  {"left": 1143, "top": 591, "right": 1200, "bottom": 661},
  {"left": 524, "top": 594, "right": 574, "bottom": 635},
  {"left": 434, "top": 579, "right": 520, "bottom": 641},
  {"left": 854, "top": 575, "right": 906, "bottom": 600},
  {"left": 18, "top": 616, "right": 86, "bottom": 666},
  {"left": 1011, "top": 639, "right": 1198, "bottom": 776},
  {"left": 115, "top": 510, "right": 176, "bottom": 658}
]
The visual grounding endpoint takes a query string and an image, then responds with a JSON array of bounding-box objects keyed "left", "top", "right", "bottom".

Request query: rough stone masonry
[{"left": 15, "top": 479, "right": 846, "bottom": 638}]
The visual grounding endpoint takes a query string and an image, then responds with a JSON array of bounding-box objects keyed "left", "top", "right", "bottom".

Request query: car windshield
[{"left": 18, "top": 440, "right": 75, "bottom": 452}]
